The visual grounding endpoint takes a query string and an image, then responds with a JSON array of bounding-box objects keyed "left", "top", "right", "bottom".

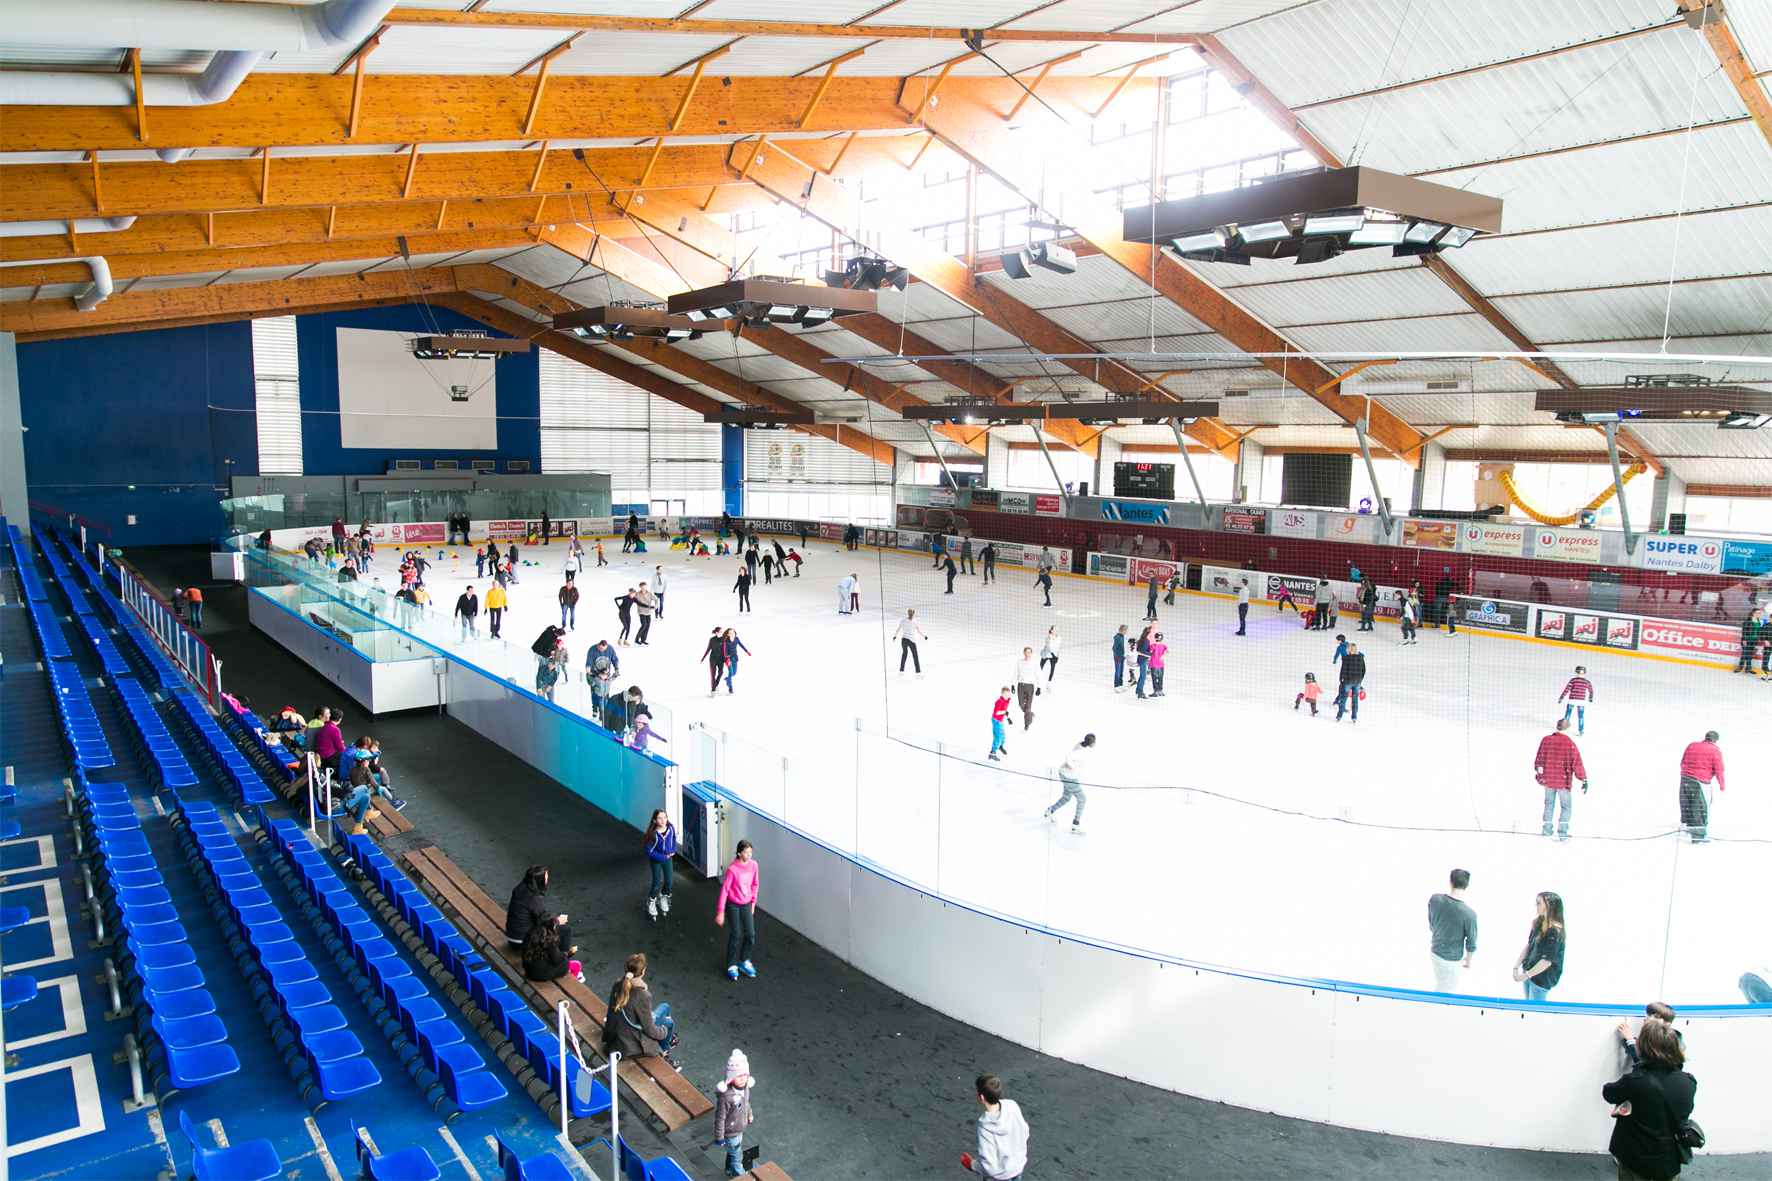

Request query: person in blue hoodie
[
  {"left": 1332, "top": 633, "right": 1349, "bottom": 667},
  {"left": 645, "top": 809, "right": 678, "bottom": 921}
]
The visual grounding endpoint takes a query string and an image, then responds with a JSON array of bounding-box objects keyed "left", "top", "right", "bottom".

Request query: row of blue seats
[
  {"left": 36, "top": 537, "right": 93, "bottom": 617},
  {"left": 166, "top": 687, "right": 277, "bottom": 809},
  {"left": 6, "top": 525, "right": 49, "bottom": 602},
  {"left": 21, "top": 591, "right": 71, "bottom": 660},
  {"left": 264, "top": 819, "right": 507, "bottom": 1115},
  {"left": 172, "top": 796, "right": 385, "bottom": 1104},
  {"left": 339, "top": 833, "right": 615, "bottom": 1124},
  {"left": 111, "top": 677, "right": 198, "bottom": 793},
  {"left": 47, "top": 658, "right": 115, "bottom": 772},
  {"left": 80, "top": 775, "right": 246, "bottom": 1096}
]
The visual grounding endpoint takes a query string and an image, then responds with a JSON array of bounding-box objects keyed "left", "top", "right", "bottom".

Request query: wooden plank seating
[
  {"left": 400, "top": 844, "right": 713, "bottom": 1131},
  {"left": 285, "top": 764, "right": 413, "bottom": 842},
  {"left": 744, "top": 1163, "right": 793, "bottom": 1180}
]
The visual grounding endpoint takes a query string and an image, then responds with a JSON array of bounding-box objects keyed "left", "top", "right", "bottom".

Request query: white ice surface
[{"left": 385, "top": 536, "right": 1769, "bottom": 1005}]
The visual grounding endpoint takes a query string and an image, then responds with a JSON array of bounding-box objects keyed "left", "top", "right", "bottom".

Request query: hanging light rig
[
  {"left": 1124, "top": 165, "right": 1503, "bottom": 266},
  {"left": 408, "top": 332, "right": 531, "bottom": 360}
]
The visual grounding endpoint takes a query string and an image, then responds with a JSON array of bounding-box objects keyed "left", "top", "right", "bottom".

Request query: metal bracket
[
  {"left": 1031, "top": 426, "right": 1069, "bottom": 510},
  {"left": 1353, "top": 415, "right": 1395, "bottom": 536},
  {"left": 918, "top": 421, "right": 961, "bottom": 494},
  {"left": 1603, "top": 421, "right": 1639, "bottom": 556},
  {"left": 1167, "top": 420, "right": 1211, "bottom": 509}
]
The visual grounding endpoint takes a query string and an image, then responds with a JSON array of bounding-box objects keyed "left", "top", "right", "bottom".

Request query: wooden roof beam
[
  {"left": 1677, "top": 0, "right": 1772, "bottom": 151},
  {"left": 1, "top": 75, "right": 1154, "bottom": 153}
]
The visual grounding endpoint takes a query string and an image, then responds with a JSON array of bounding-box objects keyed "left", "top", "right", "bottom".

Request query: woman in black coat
[
  {"left": 1602, "top": 1018, "right": 1697, "bottom": 1179},
  {"left": 504, "top": 864, "right": 574, "bottom": 959}
]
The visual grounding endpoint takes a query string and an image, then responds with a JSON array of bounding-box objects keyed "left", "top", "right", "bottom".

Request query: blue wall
[
  {"left": 17, "top": 321, "right": 256, "bottom": 547},
  {"left": 295, "top": 305, "right": 539, "bottom": 476}
]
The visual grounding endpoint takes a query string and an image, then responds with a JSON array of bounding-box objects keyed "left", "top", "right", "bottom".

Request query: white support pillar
[
  {"left": 1233, "top": 440, "right": 1265, "bottom": 504},
  {"left": 1412, "top": 442, "right": 1447, "bottom": 513},
  {"left": 1649, "top": 471, "right": 1687, "bottom": 532},
  {"left": 0, "top": 332, "right": 27, "bottom": 535},
  {"left": 985, "top": 430, "right": 1011, "bottom": 490}
]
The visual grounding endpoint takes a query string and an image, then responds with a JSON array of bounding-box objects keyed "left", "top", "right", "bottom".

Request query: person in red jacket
[
  {"left": 1678, "top": 730, "right": 1725, "bottom": 843},
  {"left": 1534, "top": 717, "right": 1587, "bottom": 840},
  {"left": 988, "top": 688, "right": 1012, "bottom": 762}
]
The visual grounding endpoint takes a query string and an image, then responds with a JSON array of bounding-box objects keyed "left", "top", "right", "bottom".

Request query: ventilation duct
[
  {"left": 0, "top": 217, "right": 137, "bottom": 239},
  {"left": 0, "top": 256, "right": 113, "bottom": 312}
]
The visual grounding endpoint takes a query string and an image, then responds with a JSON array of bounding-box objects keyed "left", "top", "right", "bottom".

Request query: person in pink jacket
[
  {"left": 1147, "top": 631, "right": 1169, "bottom": 697},
  {"left": 715, "top": 840, "right": 760, "bottom": 981}
]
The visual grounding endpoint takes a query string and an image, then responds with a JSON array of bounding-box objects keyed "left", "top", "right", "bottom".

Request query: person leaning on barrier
[{"left": 1603, "top": 1018, "right": 1698, "bottom": 1180}]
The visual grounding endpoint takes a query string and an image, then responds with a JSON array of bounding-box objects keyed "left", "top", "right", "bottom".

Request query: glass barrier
[{"left": 223, "top": 485, "right": 614, "bottom": 532}]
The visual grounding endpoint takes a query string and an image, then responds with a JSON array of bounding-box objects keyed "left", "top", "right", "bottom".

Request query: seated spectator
[
  {"left": 270, "top": 706, "right": 305, "bottom": 733},
  {"left": 521, "top": 918, "right": 585, "bottom": 985},
  {"left": 348, "top": 736, "right": 405, "bottom": 811},
  {"left": 504, "top": 865, "right": 574, "bottom": 958},
  {"left": 256, "top": 528, "right": 272, "bottom": 550},
  {"left": 601, "top": 952, "right": 678, "bottom": 1068}
]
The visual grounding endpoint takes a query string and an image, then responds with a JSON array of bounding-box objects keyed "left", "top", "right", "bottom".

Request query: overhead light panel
[
  {"left": 1303, "top": 212, "right": 1365, "bottom": 236},
  {"left": 1404, "top": 220, "right": 1446, "bottom": 244},
  {"left": 668, "top": 278, "right": 875, "bottom": 327},
  {"left": 1439, "top": 225, "right": 1478, "bottom": 248},
  {"left": 1172, "top": 229, "right": 1228, "bottom": 253},
  {"left": 1721, "top": 412, "right": 1771, "bottom": 430},
  {"left": 410, "top": 333, "right": 530, "bottom": 360},
  {"left": 552, "top": 305, "right": 703, "bottom": 342},
  {"left": 1235, "top": 220, "right": 1291, "bottom": 243},
  {"left": 1349, "top": 219, "right": 1407, "bottom": 246},
  {"left": 798, "top": 306, "right": 834, "bottom": 327},
  {"left": 1538, "top": 378, "right": 1772, "bottom": 428}
]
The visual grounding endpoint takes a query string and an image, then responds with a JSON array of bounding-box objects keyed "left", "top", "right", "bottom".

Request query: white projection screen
[{"left": 335, "top": 327, "right": 498, "bottom": 450}]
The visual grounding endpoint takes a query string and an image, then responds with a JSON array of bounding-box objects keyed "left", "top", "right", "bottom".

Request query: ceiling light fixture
[
  {"left": 1125, "top": 165, "right": 1502, "bottom": 267},
  {"left": 1537, "top": 377, "right": 1772, "bottom": 428},
  {"left": 668, "top": 278, "right": 875, "bottom": 328},
  {"left": 409, "top": 333, "right": 530, "bottom": 360},
  {"left": 551, "top": 305, "right": 704, "bottom": 343},
  {"left": 1000, "top": 240, "right": 1081, "bottom": 280},
  {"left": 824, "top": 255, "right": 909, "bottom": 292}
]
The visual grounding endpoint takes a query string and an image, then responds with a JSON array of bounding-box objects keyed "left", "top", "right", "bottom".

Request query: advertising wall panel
[
  {"left": 1088, "top": 552, "right": 1130, "bottom": 579},
  {"left": 1450, "top": 595, "right": 1533, "bottom": 634},
  {"left": 1535, "top": 610, "right": 1641, "bottom": 651},
  {"left": 1033, "top": 494, "right": 1063, "bottom": 516},
  {"left": 1129, "top": 557, "right": 1182, "bottom": 586},
  {"left": 1100, "top": 500, "right": 1172, "bottom": 525},
  {"left": 1722, "top": 539, "right": 1772, "bottom": 575},
  {"left": 1199, "top": 564, "right": 1248, "bottom": 595},
  {"left": 998, "top": 492, "right": 1032, "bottom": 514},
  {"left": 1403, "top": 520, "right": 1458, "bottom": 551},
  {"left": 1460, "top": 521, "right": 1527, "bottom": 557},
  {"left": 1639, "top": 536, "right": 1724, "bottom": 574},
  {"left": 1269, "top": 509, "right": 1318, "bottom": 539},
  {"left": 1534, "top": 527, "right": 1604, "bottom": 565},
  {"left": 1221, "top": 508, "right": 1266, "bottom": 535},
  {"left": 1638, "top": 618, "right": 1741, "bottom": 664}
]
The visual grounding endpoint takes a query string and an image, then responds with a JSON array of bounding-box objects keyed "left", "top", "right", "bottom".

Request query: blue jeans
[
  {"left": 561, "top": 603, "right": 575, "bottom": 629},
  {"left": 1335, "top": 680, "right": 1362, "bottom": 720},
  {"left": 1523, "top": 980, "right": 1550, "bottom": 1001},
  {"left": 649, "top": 859, "right": 673, "bottom": 900},
  {"left": 342, "top": 784, "right": 374, "bottom": 826},
  {"left": 1135, "top": 660, "right": 1149, "bottom": 697},
  {"left": 652, "top": 1002, "right": 675, "bottom": 1048},
  {"left": 720, "top": 1135, "right": 744, "bottom": 1178},
  {"left": 990, "top": 720, "right": 1006, "bottom": 755},
  {"left": 1112, "top": 653, "right": 1124, "bottom": 687},
  {"left": 725, "top": 660, "right": 738, "bottom": 691},
  {"left": 1561, "top": 703, "right": 1584, "bottom": 733}
]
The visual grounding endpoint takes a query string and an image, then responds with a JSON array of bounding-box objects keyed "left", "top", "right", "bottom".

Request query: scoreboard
[{"left": 1113, "top": 461, "right": 1175, "bottom": 500}]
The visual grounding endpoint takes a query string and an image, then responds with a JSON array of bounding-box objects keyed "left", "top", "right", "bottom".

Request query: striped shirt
[{"left": 1560, "top": 676, "right": 1594, "bottom": 702}]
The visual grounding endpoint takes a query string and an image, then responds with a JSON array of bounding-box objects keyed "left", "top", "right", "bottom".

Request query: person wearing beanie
[{"left": 713, "top": 1048, "right": 757, "bottom": 1177}]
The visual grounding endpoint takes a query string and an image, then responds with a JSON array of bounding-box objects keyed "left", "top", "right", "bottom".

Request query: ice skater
[
  {"left": 1042, "top": 734, "right": 1094, "bottom": 835},
  {"left": 988, "top": 688, "right": 1012, "bottom": 761},
  {"left": 563, "top": 544, "right": 582, "bottom": 583},
  {"left": 653, "top": 565, "right": 667, "bottom": 618},
  {"left": 1533, "top": 718, "right": 1587, "bottom": 840},
  {"left": 981, "top": 542, "right": 997, "bottom": 584},
  {"left": 454, "top": 585, "right": 480, "bottom": 639},
  {"left": 634, "top": 582, "right": 656, "bottom": 644},
  {"left": 721, "top": 628, "right": 751, "bottom": 694},
  {"left": 1134, "top": 624, "right": 1154, "bottom": 699},
  {"left": 960, "top": 534, "right": 975, "bottom": 575},
  {"left": 1164, "top": 572, "right": 1180, "bottom": 606},
  {"left": 894, "top": 609, "right": 926, "bottom": 675},
  {"left": 836, "top": 573, "right": 856, "bottom": 615},
  {"left": 1294, "top": 671, "right": 1321, "bottom": 716},
  {"left": 1035, "top": 567, "right": 1054, "bottom": 608},
  {"left": 1038, "top": 626, "right": 1061, "bottom": 688},
  {"left": 1111, "top": 624, "right": 1128, "bottom": 692},
  {"left": 1312, "top": 580, "right": 1335, "bottom": 630},
  {"left": 1235, "top": 577, "right": 1251, "bottom": 635},
  {"left": 848, "top": 572, "right": 862, "bottom": 613},
  {"left": 1400, "top": 591, "right": 1419, "bottom": 644},
  {"left": 486, "top": 580, "right": 507, "bottom": 639},
  {"left": 645, "top": 810, "right": 676, "bottom": 920},
  {"left": 614, "top": 587, "right": 635, "bottom": 645},
  {"left": 559, "top": 579, "right": 579, "bottom": 631},
  {"left": 733, "top": 564, "right": 753, "bottom": 613},
  {"left": 1332, "top": 633, "right": 1349, "bottom": 666},
  {"left": 1557, "top": 666, "right": 1594, "bottom": 735},
  {"left": 1678, "top": 730, "right": 1725, "bottom": 842},
  {"left": 702, "top": 627, "right": 728, "bottom": 696},
  {"left": 1147, "top": 631, "right": 1168, "bottom": 697},
  {"left": 1014, "top": 647, "right": 1038, "bottom": 730},
  {"left": 1273, "top": 580, "right": 1298, "bottom": 615},
  {"left": 1144, "top": 574, "right": 1160, "bottom": 622},
  {"left": 1359, "top": 578, "right": 1378, "bottom": 632},
  {"left": 942, "top": 552, "right": 958, "bottom": 594},
  {"left": 1333, "top": 643, "right": 1365, "bottom": 722},
  {"left": 761, "top": 550, "right": 775, "bottom": 584},
  {"left": 595, "top": 538, "right": 608, "bottom": 567}
]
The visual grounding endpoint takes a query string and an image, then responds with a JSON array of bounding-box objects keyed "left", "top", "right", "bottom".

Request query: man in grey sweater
[{"left": 1428, "top": 868, "right": 1478, "bottom": 993}]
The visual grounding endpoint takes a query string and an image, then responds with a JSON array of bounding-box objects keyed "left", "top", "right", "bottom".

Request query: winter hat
[{"left": 725, "top": 1049, "right": 750, "bottom": 1081}]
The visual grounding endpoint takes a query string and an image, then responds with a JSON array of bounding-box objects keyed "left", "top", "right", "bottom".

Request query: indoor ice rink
[{"left": 4, "top": 1, "right": 1772, "bottom": 1178}]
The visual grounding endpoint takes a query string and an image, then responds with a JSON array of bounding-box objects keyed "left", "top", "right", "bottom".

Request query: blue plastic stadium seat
[
  {"left": 132, "top": 941, "right": 197, "bottom": 971},
  {"left": 165, "top": 1042, "right": 242, "bottom": 1089},
  {"left": 273, "top": 978, "right": 332, "bottom": 1015},
  {"left": 129, "top": 920, "right": 190, "bottom": 947},
  {"left": 645, "top": 1159, "right": 694, "bottom": 1181},
  {"left": 178, "top": 1110, "right": 281, "bottom": 1181},
  {"left": 310, "top": 1051, "right": 381, "bottom": 1100},
  {"left": 354, "top": 1121, "right": 442, "bottom": 1181},
  {"left": 437, "top": 1049, "right": 507, "bottom": 1111},
  {"left": 301, "top": 1028, "right": 364, "bottom": 1065},
  {"left": 140, "top": 962, "right": 205, "bottom": 994},
  {"left": 265, "top": 958, "right": 319, "bottom": 987},
  {"left": 153, "top": 1013, "right": 229, "bottom": 1051},
  {"left": 146, "top": 988, "right": 216, "bottom": 1021},
  {"left": 496, "top": 1134, "right": 575, "bottom": 1181},
  {"left": 1, "top": 976, "right": 40, "bottom": 1010},
  {"left": 564, "top": 1059, "right": 613, "bottom": 1120},
  {"left": 380, "top": 975, "right": 429, "bottom": 1009},
  {"left": 0, "top": 906, "right": 32, "bottom": 935},
  {"left": 396, "top": 996, "right": 446, "bottom": 1039},
  {"left": 288, "top": 1003, "right": 347, "bottom": 1036}
]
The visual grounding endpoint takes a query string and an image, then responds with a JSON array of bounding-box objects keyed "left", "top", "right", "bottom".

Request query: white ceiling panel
[
  {"left": 552, "top": 30, "right": 736, "bottom": 75},
  {"left": 1497, "top": 278, "right": 1772, "bottom": 344},
  {"left": 978, "top": 251, "right": 1159, "bottom": 308},
  {"left": 1664, "top": 456, "right": 1772, "bottom": 485},
  {"left": 895, "top": 314, "right": 1026, "bottom": 353},
  {"left": 1040, "top": 296, "right": 1211, "bottom": 341},
  {"left": 1230, "top": 265, "right": 1473, "bottom": 327},
  {"left": 297, "top": 258, "right": 395, "bottom": 279},
  {"left": 709, "top": 36, "right": 874, "bottom": 77},
  {"left": 1285, "top": 313, "right": 1522, "bottom": 355},
  {"left": 1122, "top": 0, "right": 1318, "bottom": 35},
  {"left": 693, "top": 0, "right": 887, "bottom": 20},
  {"left": 832, "top": 39, "right": 969, "bottom": 78},
  {"left": 211, "top": 265, "right": 314, "bottom": 285},
  {"left": 1628, "top": 422, "right": 1772, "bottom": 460},
  {"left": 366, "top": 25, "right": 570, "bottom": 75}
]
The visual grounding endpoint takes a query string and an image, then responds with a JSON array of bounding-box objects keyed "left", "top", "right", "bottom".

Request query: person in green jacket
[{"left": 1737, "top": 607, "right": 1766, "bottom": 675}]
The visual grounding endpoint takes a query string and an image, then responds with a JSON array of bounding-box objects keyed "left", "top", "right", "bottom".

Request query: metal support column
[
  {"left": 1603, "top": 420, "right": 1638, "bottom": 556},
  {"left": 1167, "top": 419, "right": 1209, "bottom": 507},
  {"left": 1353, "top": 413, "right": 1394, "bottom": 537},
  {"left": 1032, "top": 425, "right": 1068, "bottom": 510},
  {"left": 918, "top": 420, "right": 961, "bottom": 491}
]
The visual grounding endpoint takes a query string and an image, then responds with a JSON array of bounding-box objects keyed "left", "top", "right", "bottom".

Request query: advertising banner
[
  {"left": 930, "top": 488, "right": 956, "bottom": 507},
  {"left": 527, "top": 518, "right": 578, "bottom": 542},
  {"left": 1088, "top": 552, "right": 1130, "bottom": 580},
  {"left": 1033, "top": 494, "right": 1063, "bottom": 516},
  {"left": 820, "top": 522, "right": 844, "bottom": 541},
  {"left": 1451, "top": 596, "right": 1532, "bottom": 634},
  {"left": 970, "top": 489, "right": 998, "bottom": 510},
  {"left": 895, "top": 529, "right": 928, "bottom": 552},
  {"left": 1324, "top": 513, "right": 1384, "bottom": 544},
  {"left": 397, "top": 521, "right": 447, "bottom": 544},
  {"left": 1200, "top": 565, "right": 1249, "bottom": 596},
  {"left": 1638, "top": 618, "right": 1741, "bottom": 664},
  {"left": 1269, "top": 509, "right": 1318, "bottom": 539},
  {"left": 1129, "top": 557, "right": 1182, "bottom": 586},
  {"left": 745, "top": 518, "right": 803, "bottom": 536},
  {"left": 1536, "top": 610, "right": 1641, "bottom": 651},
  {"left": 1403, "top": 520, "right": 1459, "bottom": 551},
  {"left": 1639, "top": 536, "right": 1724, "bottom": 574},
  {"left": 1721, "top": 539, "right": 1772, "bottom": 576},
  {"left": 1459, "top": 521, "right": 1526, "bottom": 557},
  {"left": 998, "top": 492, "right": 1032, "bottom": 514},
  {"left": 483, "top": 519, "right": 528, "bottom": 541},
  {"left": 1266, "top": 573, "right": 1319, "bottom": 604},
  {"left": 1222, "top": 508, "right": 1267, "bottom": 535},
  {"left": 1100, "top": 500, "right": 1172, "bottom": 525},
  {"left": 864, "top": 527, "right": 896, "bottom": 548},
  {"left": 896, "top": 504, "right": 927, "bottom": 527},
  {"left": 1534, "top": 527, "right": 1604, "bottom": 565}
]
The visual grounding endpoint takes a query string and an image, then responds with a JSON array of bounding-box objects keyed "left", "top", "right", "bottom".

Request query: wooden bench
[
  {"left": 743, "top": 1163, "right": 792, "bottom": 1181},
  {"left": 400, "top": 844, "right": 713, "bottom": 1131},
  {"left": 283, "top": 763, "right": 413, "bottom": 842}
]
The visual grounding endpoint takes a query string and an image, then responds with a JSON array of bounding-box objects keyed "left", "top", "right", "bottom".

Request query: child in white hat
[{"left": 713, "top": 1048, "right": 756, "bottom": 1177}]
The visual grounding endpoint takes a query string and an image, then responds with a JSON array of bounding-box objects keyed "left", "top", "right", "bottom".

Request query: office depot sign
[
  {"left": 1638, "top": 619, "right": 1740, "bottom": 664},
  {"left": 1639, "top": 537, "right": 1724, "bottom": 575}
]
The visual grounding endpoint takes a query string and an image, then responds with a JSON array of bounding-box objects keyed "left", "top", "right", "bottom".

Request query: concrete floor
[{"left": 127, "top": 545, "right": 1768, "bottom": 1181}]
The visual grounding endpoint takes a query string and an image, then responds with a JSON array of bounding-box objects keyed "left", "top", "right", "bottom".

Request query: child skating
[
  {"left": 1294, "top": 672, "right": 1322, "bottom": 716},
  {"left": 1558, "top": 666, "right": 1594, "bottom": 735},
  {"left": 1043, "top": 733, "right": 1094, "bottom": 835}
]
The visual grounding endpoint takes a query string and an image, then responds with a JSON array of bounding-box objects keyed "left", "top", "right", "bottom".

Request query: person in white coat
[
  {"left": 1038, "top": 626, "right": 1062, "bottom": 690},
  {"left": 961, "top": 1074, "right": 1029, "bottom": 1181},
  {"left": 1013, "top": 647, "right": 1039, "bottom": 730},
  {"left": 894, "top": 608, "right": 927, "bottom": 675},
  {"left": 836, "top": 573, "right": 857, "bottom": 615}
]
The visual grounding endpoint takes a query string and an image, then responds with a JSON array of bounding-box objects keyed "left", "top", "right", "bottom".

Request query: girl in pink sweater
[{"left": 715, "top": 841, "right": 760, "bottom": 981}]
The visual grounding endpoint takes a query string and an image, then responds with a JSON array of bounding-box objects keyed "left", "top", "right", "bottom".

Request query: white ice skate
[
  {"left": 647, "top": 896, "right": 658, "bottom": 921},
  {"left": 659, "top": 893, "right": 671, "bottom": 916}
]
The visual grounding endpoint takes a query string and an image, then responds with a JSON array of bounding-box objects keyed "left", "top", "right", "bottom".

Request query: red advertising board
[
  {"left": 485, "top": 519, "right": 529, "bottom": 541},
  {"left": 1033, "top": 494, "right": 1062, "bottom": 516},
  {"left": 396, "top": 521, "right": 446, "bottom": 544},
  {"left": 820, "top": 522, "right": 844, "bottom": 540},
  {"left": 1129, "top": 557, "right": 1182, "bottom": 586},
  {"left": 1638, "top": 618, "right": 1740, "bottom": 663},
  {"left": 1221, "top": 508, "right": 1266, "bottom": 535}
]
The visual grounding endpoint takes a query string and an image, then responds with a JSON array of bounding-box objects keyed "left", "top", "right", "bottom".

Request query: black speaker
[
  {"left": 1668, "top": 512, "right": 1687, "bottom": 535},
  {"left": 1079, "top": 480, "right": 1089, "bottom": 497},
  {"left": 1000, "top": 250, "right": 1033, "bottom": 280}
]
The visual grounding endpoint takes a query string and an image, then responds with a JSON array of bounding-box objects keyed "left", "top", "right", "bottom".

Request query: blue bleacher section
[{"left": 6, "top": 523, "right": 614, "bottom": 1180}]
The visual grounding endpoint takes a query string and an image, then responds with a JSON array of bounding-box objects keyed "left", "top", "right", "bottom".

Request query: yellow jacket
[{"left": 485, "top": 585, "right": 508, "bottom": 610}]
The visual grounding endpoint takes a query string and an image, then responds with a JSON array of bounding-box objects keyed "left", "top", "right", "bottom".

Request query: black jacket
[
  {"left": 601, "top": 977, "right": 669, "bottom": 1059},
  {"left": 1602, "top": 1064, "right": 1696, "bottom": 1179},
  {"left": 1339, "top": 652, "right": 1367, "bottom": 683},
  {"left": 504, "top": 881, "right": 555, "bottom": 943},
  {"left": 521, "top": 931, "right": 569, "bottom": 982}
]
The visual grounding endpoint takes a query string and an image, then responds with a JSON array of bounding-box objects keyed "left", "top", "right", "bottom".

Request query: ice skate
[
  {"left": 648, "top": 896, "right": 658, "bottom": 921},
  {"left": 659, "top": 893, "right": 671, "bottom": 915}
]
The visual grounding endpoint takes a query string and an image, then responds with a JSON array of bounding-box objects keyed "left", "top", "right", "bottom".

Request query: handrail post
[
  {"left": 608, "top": 1050, "right": 621, "bottom": 1180},
  {"left": 557, "top": 1000, "right": 570, "bottom": 1138}
]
